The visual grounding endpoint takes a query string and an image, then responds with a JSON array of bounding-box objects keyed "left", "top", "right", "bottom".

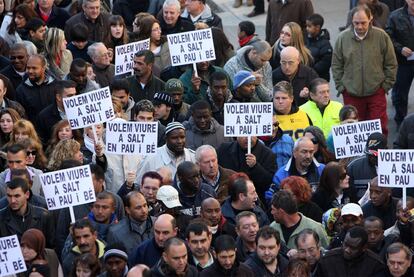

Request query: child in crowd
[
  {"left": 66, "top": 23, "right": 93, "bottom": 63},
  {"left": 237, "top": 20, "right": 259, "bottom": 48},
  {"left": 304, "top": 13, "right": 333, "bottom": 81}
]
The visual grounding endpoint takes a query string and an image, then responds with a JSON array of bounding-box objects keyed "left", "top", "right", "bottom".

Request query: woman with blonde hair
[
  {"left": 44, "top": 27, "right": 73, "bottom": 79},
  {"left": 270, "top": 22, "right": 313, "bottom": 69},
  {"left": 20, "top": 138, "right": 48, "bottom": 171},
  {"left": 8, "top": 119, "right": 42, "bottom": 146},
  {"left": 0, "top": 108, "right": 21, "bottom": 147},
  {"left": 47, "top": 139, "right": 83, "bottom": 171}
]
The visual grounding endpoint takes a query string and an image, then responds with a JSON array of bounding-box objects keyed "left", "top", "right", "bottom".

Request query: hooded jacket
[
  {"left": 181, "top": 5, "right": 223, "bottom": 30},
  {"left": 305, "top": 29, "right": 333, "bottom": 81},
  {"left": 183, "top": 117, "right": 231, "bottom": 150},
  {"left": 224, "top": 46, "right": 273, "bottom": 102}
]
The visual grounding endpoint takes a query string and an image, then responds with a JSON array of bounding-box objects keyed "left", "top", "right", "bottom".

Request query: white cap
[
  {"left": 341, "top": 203, "right": 363, "bottom": 217},
  {"left": 156, "top": 185, "right": 182, "bottom": 208}
]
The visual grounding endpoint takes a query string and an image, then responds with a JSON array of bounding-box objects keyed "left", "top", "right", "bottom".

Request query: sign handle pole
[
  {"left": 69, "top": 206, "right": 76, "bottom": 223},
  {"left": 91, "top": 124, "right": 99, "bottom": 144},
  {"left": 403, "top": 187, "right": 407, "bottom": 209},
  {"left": 193, "top": 63, "right": 198, "bottom": 78},
  {"left": 247, "top": 136, "right": 251, "bottom": 155}
]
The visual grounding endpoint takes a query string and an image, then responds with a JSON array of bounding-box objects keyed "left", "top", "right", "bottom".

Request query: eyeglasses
[
  {"left": 280, "top": 31, "right": 291, "bottom": 37},
  {"left": 26, "top": 150, "right": 37, "bottom": 156}
]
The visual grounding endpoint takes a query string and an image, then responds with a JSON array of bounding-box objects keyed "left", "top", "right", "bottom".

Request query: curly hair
[
  {"left": 47, "top": 139, "right": 81, "bottom": 171},
  {"left": 280, "top": 176, "right": 312, "bottom": 203}
]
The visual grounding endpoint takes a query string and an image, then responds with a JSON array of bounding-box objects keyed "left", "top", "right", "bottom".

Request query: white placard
[
  {"left": 378, "top": 149, "right": 414, "bottom": 188},
  {"left": 115, "top": 39, "right": 150, "bottom": 76},
  {"left": 105, "top": 121, "right": 158, "bottom": 155},
  {"left": 332, "top": 119, "right": 382, "bottom": 159},
  {"left": 167, "top": 29, "right": 216, "bottom": 66},
  {"left": 39, "top": 165, "right": 96, "bottom": 210},
  {"left": 224, "top": 102, "right": 273, "bottom": 137},
  {"left": 0, "top": 235, "right": 27, "bottom": 276},
  {"left": 63, "top": 87, "right": 115, "bottom": 129}
]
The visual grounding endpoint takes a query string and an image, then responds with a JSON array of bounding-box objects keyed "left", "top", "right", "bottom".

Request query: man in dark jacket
[
  {"left": 16, "top": 54, "right": 57, "bottom": 123},
  {"left": 217, "top": 136, "right": 276, "bottom": 201},
  {"left": 64, "top": 0, "right": 109, "bottom": 42},
  {"left": 0, "top": 178, "right": 55, "bottom": 247},
  {"left": 126, "top": 50, "right": 165, "bottom": 103},
  {"left": 107, "top": 191, "right": 154, "bottom": 258},
  {"left": 0, "top": 43, "right": 28, "bottom": 91},
  {"left": 201, "top": 235, "right": 254, "bottom": 277},
  {"left": 183, "top": 100, "right": 231, "bottom": 150},
  {"left": 394, "top": 112, "right": 414, "bottom": 149},
  {"left": 173, "top": 161, "right": 216, "bottom": 217},
  {"left": 36, "top": 80, "right": 77, "bottom": 144},
  {"left": 385, "top": 1, "right": 414, "bottom": 127},
  {"left": 315, "top": 226, "right": 385, "bottom": 277},
  {"left": 0, "top": 74, "right": 26, "bottom": 117},
  {"left": 385, "top": 242, "right": 414, "bottom": 277},
  {"left": 221, "top": 178, "right": 269, "bottom": 227},
  {"left": 158, "top": 0, "right": 195, "bottom": 36},
  {"left": 362, "top": 177, "right": 398, "bottom": 230},
  {"left": 272, "top": 46, "right": 319, "bottom": 106},
  {"left": 181, "top": 0, "right": 223, "bottom": 29},
  {"left": 151, "top": 237, "right": 198, "bottom": 277},
  {"left": 87, "top": 43, "right": 115, "bottom": 88},
  {"left": 35, "top": 0, "right": 70, "bottom": 30},
  {"left": 244, "top": 226, "right": 288, "bottom": 277}
]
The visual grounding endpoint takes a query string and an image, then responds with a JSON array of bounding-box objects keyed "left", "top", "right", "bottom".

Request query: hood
[
  {"left": 183, "top": 116, "right": 221, "bottom": 134},
  {"left": 235, "top": 45, "right": 254, "bottom": 68},
  {"left": 23, "top": 74, "right": 55, "bottom": 87},
  {"left": 308, "top": 28, "right": 331, "bottom": 41},
  {"left": 71, "top": 239, "right": 106, "bottom": 258}
]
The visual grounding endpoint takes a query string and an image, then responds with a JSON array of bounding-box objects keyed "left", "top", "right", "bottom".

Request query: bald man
[
  {"left": 129, "top": 214, "right": 178, "bottom": 268},
  {"left": 272, "top": 46, "right": 319, "bottom": 106},
  {"left": 16, "top": 54, "right": 58, "bottom": 122},
  {"left": 362, "top": 177, "right": 398, "bottom": 229},
  {"left": 200, "top": 198, "right": 237, "bottom": 243},
  {"left": 270, "top": 137, "right": 325, "bottom": 193},
  {"left": 127, "top": 264, "right": 150, "bottom": 277}
]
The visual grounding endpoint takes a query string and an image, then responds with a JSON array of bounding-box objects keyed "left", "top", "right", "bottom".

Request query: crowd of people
[{"left": 0, "top": 0, "right": 413, "bottom": 276}]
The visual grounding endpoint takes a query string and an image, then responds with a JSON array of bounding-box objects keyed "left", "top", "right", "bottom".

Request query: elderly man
[
  {"left": 181, "top": 0, "right": 223, "bottom": 29},
  {"left": 126, "top": 50, "right": 165, "bottom": 103},
  {"left": 295, "top": 229, "right": 322, "bottom": 274},
  {"left": 272, "top": 46, "right": 319, "bottom": 106},
  {"left": 195, "top": 145, "right": 235, "bottom": 204},
  {"left": 332, "top": 5, "right": 397, "bottom": 136},
  {"left": 16, "top": 54, "right": 58, "bottom": 123},
  {"left": 87, "top": 42, "right": 115, "bottom": 88},
  {"left": 270, "top": 137, "right": 325, "bottom": 193},
  {"left": 386, "top": 242, "right": 414, "bottom": 277},
  {"left": 224, "top": 40, "right": 273, "bottom": 102},
  {"left": 300, "top": 78, "right": 342, "bottom": 138},
  {"left": 158, "top": 0, "right": 195, "bottom": 35},
  {"left": 64, "top": 0, "right": 109, "bottom": 42},
  {"left": 136, "top": 122, "right": 195, "bottom": 184},
  {"left": 218, "top": 136, "right": 276, "bottom": 200}
]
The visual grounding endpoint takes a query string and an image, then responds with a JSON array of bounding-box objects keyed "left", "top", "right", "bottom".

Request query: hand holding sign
[{"left": 0, "top": 235, "right": 26, "bottom": 277}]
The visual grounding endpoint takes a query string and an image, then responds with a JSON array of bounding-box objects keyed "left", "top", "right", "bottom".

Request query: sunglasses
[{"left": 26, "top": 150, "right": 37, "bottom": 156}]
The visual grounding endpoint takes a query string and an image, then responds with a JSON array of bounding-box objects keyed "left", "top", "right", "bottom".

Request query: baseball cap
[
  {"left": 165, "top": 79, "right": 184, "bottom": 93},
  {"left": 341, "top": 203, "right": 363, "bottom": 217},
  {"left": 156, "top": 185, "right": 182, "bottom": 208}
]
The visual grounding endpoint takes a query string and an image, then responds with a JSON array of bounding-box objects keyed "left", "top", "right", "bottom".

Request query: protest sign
[
  {"left": 332, "top": 119, "right": 382, "bottom": 159},
  {"left": 115, "top": 39, "right": 150, "bottom": 76},
  {"left": 378, "top": 149, "right": 414, "bottom": 208},
  {"left": 106, "top": 121, "right": 158, "bottom": 155},
  {"left": 167, "top": 29, "right": 215, "bottom": 67},
  {"left": 224, "top": 103, "right": 273, "bottom": 137},
  {"left": 39, "top": 165, "right": 96, "bottom": 213},
  {"left": 63, "top": 87, "right": 115, "bottom": 129},
  {"left": 0, "top": 235, "right": 27, "bottom": 276}
]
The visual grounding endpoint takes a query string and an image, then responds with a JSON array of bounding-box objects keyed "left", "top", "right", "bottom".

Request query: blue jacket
[
  {"left": 221, "top": 198, "right": 269, "bottom": 227},
  {"left": 130, "top": 237, "right": 163, "bottom": 268},
  {"left": 268, "top": 130, "right": 294, "bottom": 169}
]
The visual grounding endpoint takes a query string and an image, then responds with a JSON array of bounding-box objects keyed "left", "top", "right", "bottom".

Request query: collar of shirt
[
  {"left": 353, "top": 28, "right": 369, "bottom": 40},
  {"left": 201, "top": 171, "right": 220, "bottom": 189},
  {"left": 193, "top": 252, "right": 214, "bottom": 269},
  {"left": 58, "top": 106, "right": 66, "bottom": 119}
]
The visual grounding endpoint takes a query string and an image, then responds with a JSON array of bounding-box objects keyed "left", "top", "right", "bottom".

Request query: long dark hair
[
  {"left": 135, "top": 15, "right": 166, "bottom": 46},
  {"left": 318, "top": 161, "right": 346, "bottom": 198},
  {"left": 7, "top": 3, "right": 38, "bottom": 34},
  {"left": 103, "top": 15, "right": 129, "bottom": 49},
  {"left": 304, "top": 126, "right": 335, "bottom": 164}
]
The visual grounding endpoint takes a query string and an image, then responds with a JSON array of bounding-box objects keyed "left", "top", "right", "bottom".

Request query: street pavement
[{"left": 209, "top": 0, "right": 414, "bottom": 146}]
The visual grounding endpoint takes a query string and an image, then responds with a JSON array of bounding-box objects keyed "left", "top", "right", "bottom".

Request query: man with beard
[
  {"left": 206, "top": 71, "right": 233, "bottom": 125},
  {"left": 65, "top": 58, "right": 100, "bottom": 94},
  {"left": 151, "top": 237, "right": 198, "bottom": 277},
  {"left": 200, "top": 198, "right": 237, "bottom": 244},
  {"left": 201, "top": 235, "right": 254, "bottom": 277},
  {"left": 88, "top": 191, "right": 118, "bottom": 242},
  {"left": 0, "top": 43, "right": 29, "bottom": 91},
  {"left": 16, "top": 54, "right": 58, "bottom": 123},
  {"left": 271, "top": 137, "right": 325, "bottom": 192},
  {"left": 36, "top": 80, "right": 77, "bottom": 144},
  {"left": 244, "top": 226, "right": 288, "bottom": 276},
  {"left": 63, "top": 219, "right": 106, "bottom": 276},
  {"left": 315, "top": 226, "right": 385, "bottom": 277},
  {"left": 126, "top": 50, "right": 165, "bottom": 103},
  {"left": 136, "top": 122, "right": 195, "bottom": 183},
  {"left": 107, "top": 191, "right": 154, "bottom": 257},
  {"left": 165, "top": 78, "right": 190, "bottom": 122},
  {"left": 87, "top": 43, "right": 115, "bottom": 88},
  {"left": 364, "top": 216, "right": 398, "bottom": 262},
  {"left": 173, "top": 161, "right": 216, "bottom": 217},
  {"left": 110, "top": 79, "right": 135, "bottom": 121}
]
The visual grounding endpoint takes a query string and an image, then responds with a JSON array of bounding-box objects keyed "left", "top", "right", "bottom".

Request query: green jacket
[
  {"left": 270, "top": 213, "right": 329, "bottom": 249},
  {"left": 300, "top": 100, "right": 342, "bottom": 138},
  {"left": 332, "top": 26, "right": 397, "bottom": 97}
]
